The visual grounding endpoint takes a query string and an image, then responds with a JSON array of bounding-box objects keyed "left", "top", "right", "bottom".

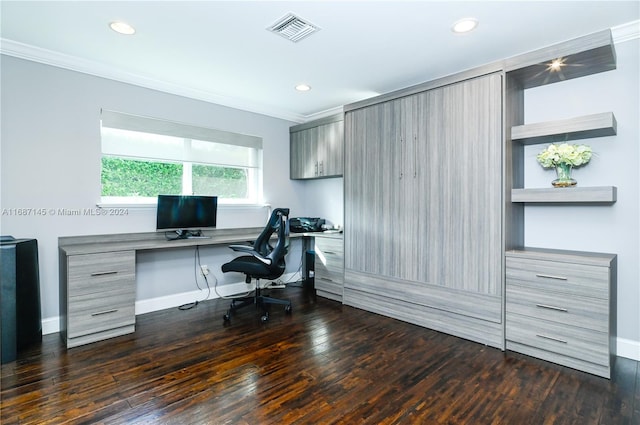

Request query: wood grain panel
[
  {"left": 506, "top": 314, "right": 609, "bottom": 369},
  {"left": 505, "top": 248, "right": 615, "bottom": 378},
  {"left": 506, "top": 283, "right": 608, "bottom": 332},
  {"left": 290, "top": 115, "right": 344, "bottom": 179},
  {"left": 511, "top": 112, "right": 617, "bottom": 145},
  {"left": 344, "top": 73, "right": 504, "bottom": 348},
  {"left": 345, "top": 100, "right": 401, "bottom": 278},
  {"left": 290, "top": 126, "right": 318, "bottom": 179},
  {"left": 314, "top": 236, "right": 344, "bottom": 301},
  {"left": 422, "top": 74, "right": 503, "bottom": 295},
  {"left": 318, "top": 120, "right": 344, "bottom": 177},
  {"left": 67, "top": 251, "right": 135, "bottom": 296},
  {"left": 67, "top": 289, "right": 135, "bottom": 338},
  {"left": 504, "top": 72, "right": 525, "bottom": 251},
  {"left": 62, "top": 250, "right": 136, "bottom": 348},
  {"left": 511, "top": 186, "right": 617, "bottom": 203},
  {"left": 344, "top": 269, "right": 501, "bottom": 324},
  {"left": 289, "top": 130, "right": 304, "bottom": 179},
  {"left": 343, "top": 286, "right": 504, "bottom": 349},
  {"left": 505, "top": 29, "right": 616, "bottom": 89},
  {"left": 506, "top": 257, "right": 611, "bottom": 299}
]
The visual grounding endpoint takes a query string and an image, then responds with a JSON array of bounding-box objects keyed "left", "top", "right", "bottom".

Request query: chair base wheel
[
  {"left": 285, "top": 305, "right": 292, "bottom": 314},
  {"left": 261, "top": 313, "right": 269, "bottom": 323},
  {"left": 223, "top": 313, "right": 230, "bottom": 322}
]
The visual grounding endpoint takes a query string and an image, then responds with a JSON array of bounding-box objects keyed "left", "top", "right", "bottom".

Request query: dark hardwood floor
[{"left": 2, "top": 286, "right": 638, "bottom": 424}]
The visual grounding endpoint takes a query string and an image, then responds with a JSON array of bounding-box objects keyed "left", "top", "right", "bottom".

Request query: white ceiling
[{"left": 1, "top": 1, "right": 638, "bottom": 122}]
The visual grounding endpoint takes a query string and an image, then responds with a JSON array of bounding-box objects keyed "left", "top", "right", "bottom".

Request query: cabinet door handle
[
  {"left": 536, "top": 303, "right": 568, "bottom": 312},
  {"left": 413, "top": 135, "right": 417, "bottom": 178},
  {"left": 319, "top": 160, "right": 324, "bottom": 175},
  {"left": 90, "top": 271, "right": 118, "bottom": 277},
  {"left": 399, "top": 138, "right": 404, "bottom": 179},
  {"left": 536, "top": 334, "right": 568, "bottom": 344},
  {"left": 535, "top": 273, "right": 568, "bottom": 281},
  {"left": 315, "top": 162, "right": 318, "bottom": 176},
  {"left": 91, "top": 309, "right": 119, "bottom": 316}
]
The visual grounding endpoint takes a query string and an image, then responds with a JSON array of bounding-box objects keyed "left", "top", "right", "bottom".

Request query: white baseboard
[
  {"left": 41, "top": 273, "right": 303, "bottom": 335},
  {"left": 134, "top": 272, "right": 301, "bottom": 315},
  {"left": 616, "top": 337, "right": 640, "bottom": 361},
  {"left": 41, "top": 316, "right": 61, "bottom": 335}
]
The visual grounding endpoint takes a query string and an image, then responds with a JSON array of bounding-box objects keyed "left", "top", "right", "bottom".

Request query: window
[{"left": 100, "top": 110, "right": 262, "bottom": 205}]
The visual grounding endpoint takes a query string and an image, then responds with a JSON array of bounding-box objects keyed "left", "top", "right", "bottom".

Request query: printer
[{"left": 289, "top": 217, "right": 326, "bottom": 233}]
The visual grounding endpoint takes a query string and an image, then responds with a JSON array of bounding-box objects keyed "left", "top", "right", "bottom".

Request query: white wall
[
  {"left": 2, "top": 35, "right": 638, "bottom": 360},
  {"left": 0, "top": 56, "right": 329, "bottom": 328},
  {"left": 523, "top": 38, "right": 640, "bottom": 359}
]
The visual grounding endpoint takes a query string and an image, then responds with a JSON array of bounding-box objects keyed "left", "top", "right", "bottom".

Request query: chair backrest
[{"left": 253, "top": 208, "right": 290, "bottom": 264}]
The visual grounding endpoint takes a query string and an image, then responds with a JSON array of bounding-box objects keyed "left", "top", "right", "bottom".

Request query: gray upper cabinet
[
  {"left": 290, "top": 114, "right": 344, "bottom": 179},
  {"left": 343, "top": 72, "right": 505, "bottom": 348}
]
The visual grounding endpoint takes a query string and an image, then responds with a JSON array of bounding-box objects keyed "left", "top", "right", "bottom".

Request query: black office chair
[{"left": 221, "top": 208, "right": 292, "bottom": 322}]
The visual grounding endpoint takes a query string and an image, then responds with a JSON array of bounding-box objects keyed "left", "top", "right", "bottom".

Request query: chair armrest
[
  {"left": 228, "top": 244, "right": 272, "bottom": 265},
  {"left": 249, "top": 251, "right": 272, "bottom": 265},
  {"left": 228, "top": 244, "right": 255, "bottom": 253}
]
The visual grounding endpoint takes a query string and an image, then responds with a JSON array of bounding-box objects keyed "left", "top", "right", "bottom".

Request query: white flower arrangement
[{"left": 536, "top": 143, "right": 593, "bottom": 168}]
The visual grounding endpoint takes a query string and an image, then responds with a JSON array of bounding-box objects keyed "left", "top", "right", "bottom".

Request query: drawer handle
[
  {"left": 323, "top": 251, "right": 336, "bottom": 255},
  {"left": 319, "top": 277, "right": 334, "bottom": 282},
  {"left": 535, "top": 304, "right": 568, "bottom": 313},
  {"left": 535, "top": 273, "right": 568, "bottom": 281},
  {"left": 536, "top": 334, "right": 568, "bottom": 344},
  {"left": 91, "top": 309, "right": 119, "bottom": 316},
  {"left": 90, "top": 270, "right": 118, "bottom": 277}
]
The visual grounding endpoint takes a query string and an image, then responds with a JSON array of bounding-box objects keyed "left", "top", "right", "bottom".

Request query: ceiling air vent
[{"left": 268, "top": 13, "right": 319, "bottom": 42}]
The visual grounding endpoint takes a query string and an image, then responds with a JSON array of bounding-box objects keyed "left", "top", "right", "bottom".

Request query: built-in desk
[
  {"left": 311, "top": 232, "right": 344, "bottom": 302},
  {"left": 58, "top": 228, "right": 303, "bottom": 348}
]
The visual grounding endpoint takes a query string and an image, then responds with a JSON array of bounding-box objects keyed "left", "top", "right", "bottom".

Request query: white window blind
[
  {"left": 100, "top": 110, "right": 262, "bottom": 168},
  {"left": 100, "top": 110, "right": 263, "bottom": 204}
]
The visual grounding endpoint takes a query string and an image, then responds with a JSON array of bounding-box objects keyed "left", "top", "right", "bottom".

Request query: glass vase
[{"left": 552, "top": 162, "right": 577, "bottom": 187}]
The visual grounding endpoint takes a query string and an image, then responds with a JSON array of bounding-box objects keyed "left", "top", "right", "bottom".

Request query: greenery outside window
[{"left": 100, "top": 111, "right": 262, "bottom": 205}]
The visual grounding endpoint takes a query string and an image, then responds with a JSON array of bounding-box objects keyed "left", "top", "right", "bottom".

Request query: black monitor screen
[{"left": 156, "top": 195, "right": 218, "bottom": 231}]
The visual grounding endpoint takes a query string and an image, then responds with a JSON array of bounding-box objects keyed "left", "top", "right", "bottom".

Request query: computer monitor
[{"left": 156, "top": 195, "right": 217, "bottom": 237}]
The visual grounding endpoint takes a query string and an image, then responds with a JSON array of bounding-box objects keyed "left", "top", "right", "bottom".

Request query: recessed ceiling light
[
  {"left": 109, "top": 21, "right": 136, "bottom": 35},
  {"left": 452, "top": 18, "right": 478, "bottom": 34},
  {"left": 295, "top": 84, "right": 311, "bottom": 92},
  {"left": 547, "top": 57, "right": 566, "bottom": 72}
]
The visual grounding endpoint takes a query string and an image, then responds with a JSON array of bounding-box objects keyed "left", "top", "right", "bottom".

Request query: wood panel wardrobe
[
  {"left": 339, "top": 29, "right": 618, "bottom": 376},
  {"left": 343, "top": 71, "right": 506, "bottom": 348}
]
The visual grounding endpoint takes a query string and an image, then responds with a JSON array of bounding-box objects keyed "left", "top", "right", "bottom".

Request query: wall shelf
[
  {"left": 511, "top": 112, "right": 617, "bottom": 145},
  {"left": 511, "top": 186, "right": 617, "bottom": 204},
  {"left": 505, "top": 30, "right": 616, "bottom": 89}
]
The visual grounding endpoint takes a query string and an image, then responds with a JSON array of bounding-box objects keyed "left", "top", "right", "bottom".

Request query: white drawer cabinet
[
  {"left": 314, "top": 235, "right": 344, "bottom": 302},
  {"left": 505, "top": 248, "right": 616, "bottom": 378},
  {"left": 60, "top": 250, "right": 136, "bottom": 348}
]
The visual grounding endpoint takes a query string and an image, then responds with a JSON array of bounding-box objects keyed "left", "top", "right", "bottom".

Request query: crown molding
[
  {"left": 0, "top": 38, "right": 306, "bottom": 123},
  {"left": 2, "top": 20, "right": 638, "bottom": 124},
  {"left": 303, "top": 105, "right": 345, "bottom": 122},
  {"left": 612, "top": 20, "right": 640, "bottom": 44}
]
